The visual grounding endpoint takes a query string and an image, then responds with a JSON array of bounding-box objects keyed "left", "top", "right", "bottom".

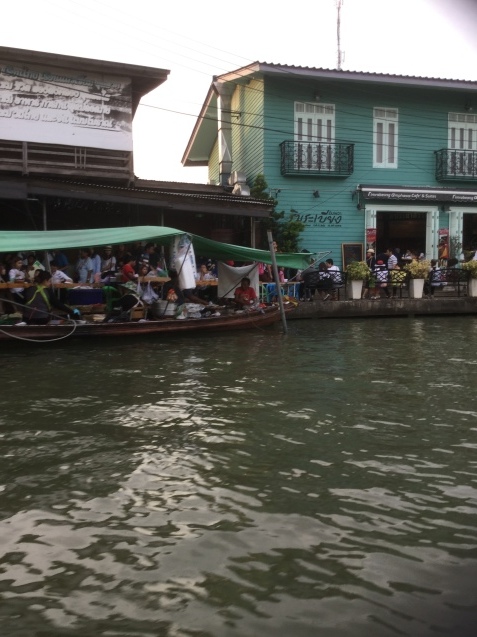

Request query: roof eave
[
  {"left": 182, "top": 87, "right": 218, "bottom": 166},
  {"left": 236, "top": 62, "right": 477, "bottom": 91}
]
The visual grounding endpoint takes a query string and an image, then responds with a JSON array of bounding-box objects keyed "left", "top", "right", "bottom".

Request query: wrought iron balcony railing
[
  {"left": 280, "top": 140, "right": 354, "bottom": 177},
  {"left": 435, "top": 148, "right": 477, "bottom": 182}
]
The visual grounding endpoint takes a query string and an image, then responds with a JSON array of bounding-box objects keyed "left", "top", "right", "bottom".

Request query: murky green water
[{"left": 1, "top": 316, "right": 477, "bottom": 636}]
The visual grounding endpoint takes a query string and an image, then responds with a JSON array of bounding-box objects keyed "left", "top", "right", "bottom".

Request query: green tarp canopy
[{"left": 0, "top": 225, "right": 328, "bottom": 270}]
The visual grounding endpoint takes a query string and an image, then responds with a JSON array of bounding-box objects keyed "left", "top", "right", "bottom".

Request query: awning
[{"left": 0, "top": 225, "right": 325, "bottom": 270}]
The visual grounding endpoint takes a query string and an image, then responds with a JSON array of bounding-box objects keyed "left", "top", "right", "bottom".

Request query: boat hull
[{"left": 0, "top": 306, "right": 288, "bottom": 342}]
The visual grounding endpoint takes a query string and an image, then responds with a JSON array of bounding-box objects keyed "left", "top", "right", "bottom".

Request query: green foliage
[
  {"left": 345, "top": 261, "right": 371, "bottom": 280},
  {"left": 461, "top": 260, "right": 477, "bottom": 278},
  {"left": 404, "top": 259, "right": 431, "bottom": 279},
  {"left": 250, "top": 174, "right": 304, "bottom": 253}
]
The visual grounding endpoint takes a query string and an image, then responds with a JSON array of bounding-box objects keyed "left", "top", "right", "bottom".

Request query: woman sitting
[
  {"left": 23, "top": 271, "right": 80, "bottom": 325},
  {"left": 234, "top": 277, "right": 257, "bottom": 308}
]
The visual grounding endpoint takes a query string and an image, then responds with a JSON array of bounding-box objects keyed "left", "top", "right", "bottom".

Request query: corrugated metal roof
[
  {"left": 216, "top": 62, "right": 477, "bottom": 88},
  {"left": 0, "top": 176, "right": 273, "bottom": 217},
  {"left": 258, "top": 62, "right": 477, "bottom": 84}
]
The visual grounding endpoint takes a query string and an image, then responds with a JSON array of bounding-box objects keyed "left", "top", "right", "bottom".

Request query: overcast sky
[{"left": 3, "top": 0, "right": 477, "bottom": 183}]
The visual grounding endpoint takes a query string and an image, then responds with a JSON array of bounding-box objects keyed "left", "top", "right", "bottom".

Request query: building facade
[
  {"left": 0, "top": 48, "right": 272, "bottom": 241},
  {"left": 183, "top": 63, "right": 477, "bottom": 266}
]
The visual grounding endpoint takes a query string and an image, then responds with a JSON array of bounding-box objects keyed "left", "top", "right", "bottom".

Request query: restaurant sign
[
  {"left": 290, "top": 210, "right": 342, "bottom": 228},
  {"left": 361, "top": 189, "right": 477, "bottom": 203}
]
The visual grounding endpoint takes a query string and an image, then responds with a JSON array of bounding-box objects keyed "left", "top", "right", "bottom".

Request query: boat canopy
[{"left": 0, "top": 225, "right": 327, "bottom": 270}]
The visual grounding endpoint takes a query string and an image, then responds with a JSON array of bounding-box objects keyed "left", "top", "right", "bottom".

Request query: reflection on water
[{"left": 1, "top": 317, "right": 477, "bottom": 636}]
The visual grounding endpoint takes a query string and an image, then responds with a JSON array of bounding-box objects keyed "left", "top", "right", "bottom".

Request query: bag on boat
[
  {"left": 185, "top": 303, "right": 203, "bottom": 319},
  {"left": 141, "top": 282, "right": 159, "bottom": 304}
]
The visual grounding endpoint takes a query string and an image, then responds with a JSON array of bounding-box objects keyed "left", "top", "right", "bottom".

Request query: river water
[{"left": 1, "top": 316, "right": 477, "bottom": 637}]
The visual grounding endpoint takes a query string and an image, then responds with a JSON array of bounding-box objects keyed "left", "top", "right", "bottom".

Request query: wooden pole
[
  {"left": 267, "top": 230, "right": 287, "bottom": 334},
  {"left": 42, "top": 199, "right": 50, "bottom": 273}
]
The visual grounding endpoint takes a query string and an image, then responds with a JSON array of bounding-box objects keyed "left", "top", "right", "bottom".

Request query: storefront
[{"left": 358, "top": 185, "right": 477, "bottom": 259}]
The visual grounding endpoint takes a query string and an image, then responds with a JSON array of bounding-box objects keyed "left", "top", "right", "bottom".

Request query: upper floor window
[
  {"left": 449, "top": 112, "right": 476, "bottom": 150},
  {"left": 295, "top": 102, "right": 335, "bottom": 142},
  {"left": 373, "top": 107, "right": 398, "bottom": 168},
  {"left": 447, "top": 112, "right": 477, "bottom": 177}
]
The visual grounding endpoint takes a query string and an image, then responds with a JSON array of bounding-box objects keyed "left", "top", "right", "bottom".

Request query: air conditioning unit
[{"left": 232, "top": 183, "right": 250, "bottom": 196}]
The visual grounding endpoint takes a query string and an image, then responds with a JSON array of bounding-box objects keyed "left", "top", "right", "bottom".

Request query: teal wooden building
[{"left": 182, "top": 63, "right": 477, "bottom": 267}]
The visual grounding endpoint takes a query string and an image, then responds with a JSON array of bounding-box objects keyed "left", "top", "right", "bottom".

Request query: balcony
[
  {"left": 280, "top": 140, "right": 354, "bottom": 177},
  {"left": 435, "top": 149, "right": 477, "bottom": 182},
  {"left": 0, "top": 139, "right": 134, "bottom": 183}
]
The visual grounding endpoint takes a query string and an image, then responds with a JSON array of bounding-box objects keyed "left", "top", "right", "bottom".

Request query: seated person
[
  {"left": 161, "top": 270, "right": 210, "bottom": 314},
  {"left": 121, "top": 254, "right": 138, "bottom": 283},
  {"left": 23, "top": 270, "right": 80, "bottom": 325},
  {"left": 173, "top": 269, "right": 210, "bottom": 307},
  {"left": 234, "top": 277, "right": 257, "bottom": 308},
  {"left": 100, "top": 246, "right": 117, "bottom": 281},
  {"left": 195, "top": 263, "right": 217, "bottom": 302},
  {"left": 25, "top": 254, "right": 44, "bottom": 282},
  {"left": 196, "top": 263, "right": 215, "bottom": 282},
  {"left": 161, "top": 269, "right": 185, "bottom": 305},
  {"left": 9, "top": 256, "right": 27, "bottom": 306},
  {"left": 50, "top": 260, "right": 73, "bottom": 284},
  {"left": 137, "top": 261, "right": 152, "bottom": 278},
  {"left": 50, "top": 260, "right": 73, "bottom": 302}
]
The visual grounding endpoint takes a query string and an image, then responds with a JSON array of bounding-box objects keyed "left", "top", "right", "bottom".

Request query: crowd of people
[
  {"left": 362, "top": 247, "right": 466, "bottom": 300},
  {"left": 293, "top": 258, "right": 343, "bottom": 302},
  {"left": 0, "top": 242, "right": 240, "bottom": 322}
]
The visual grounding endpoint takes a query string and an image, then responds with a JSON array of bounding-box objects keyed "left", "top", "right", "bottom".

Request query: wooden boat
[
  {"left": 0, "top": 305, "right": 290, "bottom": 343},
  {"left": 0, "top": 224, "right": 315, "bottom": 343}
]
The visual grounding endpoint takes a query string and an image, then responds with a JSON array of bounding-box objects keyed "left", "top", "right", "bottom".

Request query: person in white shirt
[
  {"left": 9, "top": 257, "right": 27, "bottom": 305},
  {"left": 100, "top": 246, "right": 117, "bottom": 281},
  {"left": 195, "top": 264, "right": 215, "bottom": 282},
  {"left": 195, "top": 263, "right": 216, "bottom": 302},
  {"left": 385, "top": 248, "right": 398, "bottom": 270},
  {"left": 76, "top": 249, "right": 93, "bottom": 284},
  {"left": 50, "top": 260, "right": 73, "bottom": 302},
  {"left": 50, "top": 261, "right": 73, "bottom": 284},
  {"left": 325, "top": 258, "right": 342, "bottom": 300}
]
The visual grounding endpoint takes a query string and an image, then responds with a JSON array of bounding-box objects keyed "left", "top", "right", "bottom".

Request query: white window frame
[
  {"left": 294, "top": 102, "right": 335, "bottom": 171},
  {"left": 373, "top": 107, "right": 398, "bottom": 168},
  {"left": 448, "top": 112, "right": 477, "bottom": 176}
]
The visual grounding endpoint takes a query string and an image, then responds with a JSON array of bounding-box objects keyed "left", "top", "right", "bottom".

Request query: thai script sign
[
  {"left": 0, "top": 60, "right": 132, "bottom": 150},
  {"left": 290, "top": 210, "right": 342, "bottom": 228}
]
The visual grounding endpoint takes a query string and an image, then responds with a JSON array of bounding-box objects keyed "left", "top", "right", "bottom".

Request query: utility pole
[{"left": 336, "top": 0, "right": 344, "bottom": 70}]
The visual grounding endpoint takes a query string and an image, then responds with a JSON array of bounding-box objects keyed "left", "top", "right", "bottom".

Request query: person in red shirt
[
  {"left": 121, "top": 254, "right": 137, "bottom": 283},
  {"left": 234, "top": 277, "right": 257, "bottom": 308}
]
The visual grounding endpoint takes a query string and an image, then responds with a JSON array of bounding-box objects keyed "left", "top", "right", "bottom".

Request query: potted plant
[
  {"left": 404, "top": 259, "right": 431, "bottom": 298},
  {"left": 461, "top": 260, "right": 477, "bottom": 296},
  {"left": 345, "top": 261, "right": 371, "bottom": 300}
]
